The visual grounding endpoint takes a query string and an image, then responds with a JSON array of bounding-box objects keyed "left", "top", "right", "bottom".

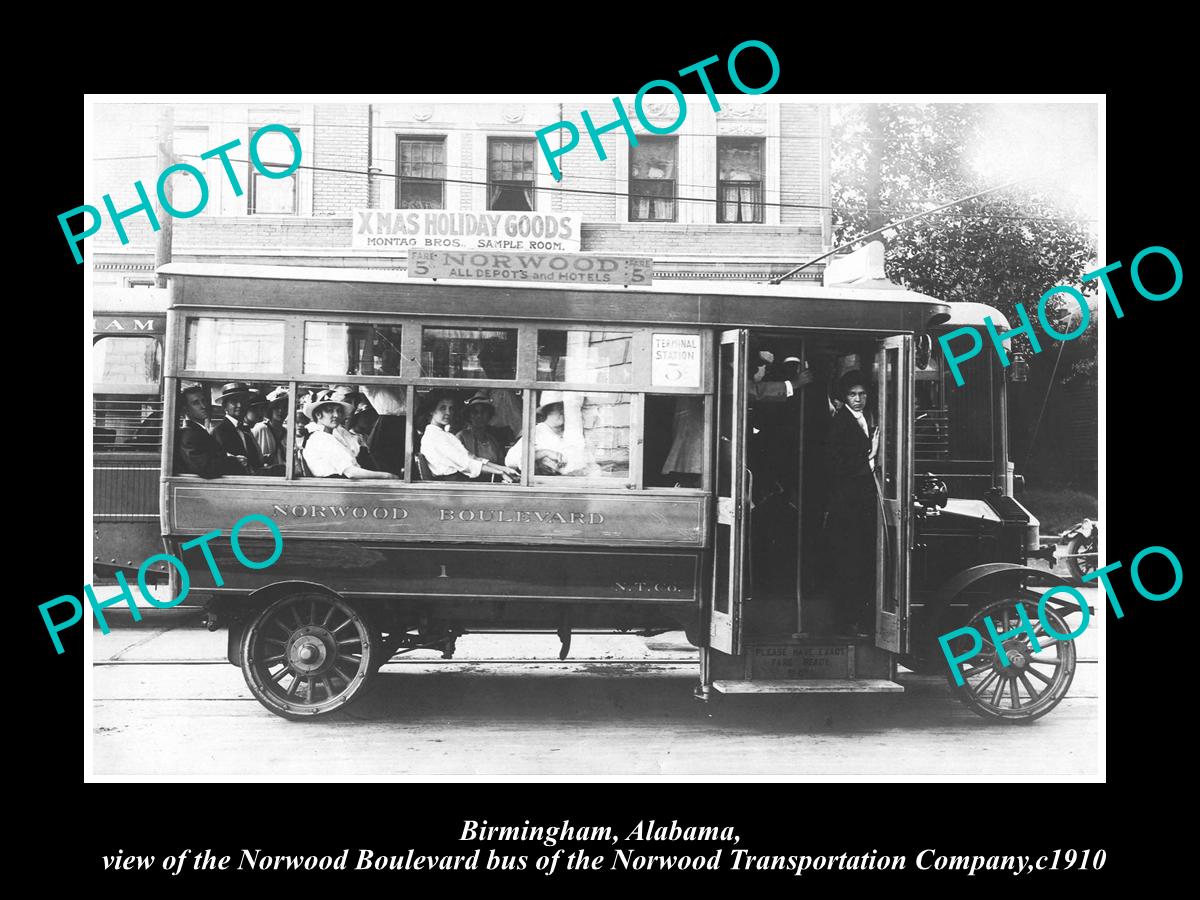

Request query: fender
[{"left": 930, "top": 563, "right": 1076, "bottom": 615}]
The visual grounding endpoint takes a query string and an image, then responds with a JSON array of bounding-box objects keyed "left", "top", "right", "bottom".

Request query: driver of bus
[{"left": 302, "top": 396, "right": 399, "bottom": 480}]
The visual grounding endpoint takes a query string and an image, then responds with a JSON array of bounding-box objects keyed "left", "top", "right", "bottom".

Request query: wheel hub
[
  {"left": 288, "top": 626, "right": 333, "bottom": 674},
  {"left": 998, "top": 639, "right": 1029, "bottom": 674}
]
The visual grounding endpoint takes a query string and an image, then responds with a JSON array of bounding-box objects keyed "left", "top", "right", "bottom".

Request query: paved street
[{"left": 91, "top": 588, "right": 1101, "bottom": 779}]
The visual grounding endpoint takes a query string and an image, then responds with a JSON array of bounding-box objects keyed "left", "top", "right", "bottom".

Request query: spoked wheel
[
  {"left": 1065, "top": 534, "right": 1097, "bottom": 582},
  {"left": 945, "top": 592, "right": 1077, "bottom": 723},
  {"left": 241, "top": 592, "right": 380, "bottom": 720}
]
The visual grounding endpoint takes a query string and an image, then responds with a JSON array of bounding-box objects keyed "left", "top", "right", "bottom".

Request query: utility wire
[
  {"left": 770, "top": 178, "right": 1038, "bottom": 284},
  {"left": 88, "top": 152, "right": 1098, "bottom": 224}
]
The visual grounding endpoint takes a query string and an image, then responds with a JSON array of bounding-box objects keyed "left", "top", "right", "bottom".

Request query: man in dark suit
[
  {"left": 174, "top": 385, "right": 247, "bottom": 478},
  {"left": 823, "top": 370, "right": 878, "bottom": 635},
  {"left": 209, "top": 382, "right": 268, "bottom": 474}
]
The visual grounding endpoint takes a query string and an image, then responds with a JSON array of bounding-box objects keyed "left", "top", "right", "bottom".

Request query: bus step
[{"left": 712, "top": 679, "right": 904, "bottom": 695}]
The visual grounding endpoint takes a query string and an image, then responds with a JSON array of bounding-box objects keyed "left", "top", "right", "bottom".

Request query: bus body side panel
[
  {"left": 167, "top": 480, "right": 710, "bottom": 549},
  {"left": 175, "top": 538, "right": 700, "bottom": 609}
]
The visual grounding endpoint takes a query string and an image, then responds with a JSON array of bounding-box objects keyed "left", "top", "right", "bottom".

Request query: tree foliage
[{"left": 831, "top": 104, "right": 1098, "bottom": 366}]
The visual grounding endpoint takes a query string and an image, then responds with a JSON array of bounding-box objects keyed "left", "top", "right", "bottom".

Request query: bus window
[
  {"left": 93, "top": 335, "right": 163, "bottom": 452},
  {"left": 535, "top": 330, "right": 633, "bottom": 385},
  {"left": 514, "top": 389, "right": 631, "bottom": 482},
  {"left": 185, "top": 317, "right": 285, "bottom": 373},
  {"left": 421, "top": 327, "right": 517, "bottom": 379},
  {"left": 303, "top": 322, "right": 404, "bottom": 376},
  {"left": 645, "top": 394, "right": 703, "bottom": 488},
  {"left": 915, "top": 341, "right": 994, "bottom": 463},
  {"left": 413, "top": 387, "right": 515, "bottom": 483},
  {"left": 295, "top": 383, "right": 402, "bottom": 480},
  {"left": 174, "top": 381, "right": 287, "bottom": 477},
  {"left": 93, "top": 335, "right": 162, "bottom": 385}
]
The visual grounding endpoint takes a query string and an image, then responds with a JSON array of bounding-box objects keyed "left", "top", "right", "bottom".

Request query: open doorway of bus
[{"left": 737, "top": 332, "right": 888, "bottom": 643}]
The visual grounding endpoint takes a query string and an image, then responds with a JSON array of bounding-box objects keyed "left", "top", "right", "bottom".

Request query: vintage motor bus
[{"left": 154, "top": 263, "right": 1085, "bottom": 722}]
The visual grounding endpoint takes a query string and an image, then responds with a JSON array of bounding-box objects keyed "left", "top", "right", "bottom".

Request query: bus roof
[
  {"left": 942, "top": 301, "right": 1010, "bottom": 331},
  {"left": 160, "top": 262, "right": 952, "bottom": 334}
]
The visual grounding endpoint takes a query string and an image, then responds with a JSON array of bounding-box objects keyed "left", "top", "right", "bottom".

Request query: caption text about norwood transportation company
[{"left": 102, "top": 820, "right": 1107, "bottom": 878}]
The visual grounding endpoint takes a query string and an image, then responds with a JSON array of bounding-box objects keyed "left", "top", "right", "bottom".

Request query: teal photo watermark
[
  {"left": 535, "top": 40, "right": 780, "bottom": 182},
  {"left": 938, "top": 245, "right": 1182, "bottom": 386},
  {"left": 939, "top": 544, "right": 1182, "bottom": 684},
  {"left": 41, "top": 513, "right": 283, "bottom": 654},
  {"left": 59, "top": 124, "right": 301, "bottom": 264}
]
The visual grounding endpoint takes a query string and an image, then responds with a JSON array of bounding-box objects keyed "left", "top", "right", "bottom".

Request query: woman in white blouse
[
  {"left": 302, "top": 396, "right": 398, "bottom": 479},
  {"left": 420, "top": 394, "right": 518, "bottom": 483}
]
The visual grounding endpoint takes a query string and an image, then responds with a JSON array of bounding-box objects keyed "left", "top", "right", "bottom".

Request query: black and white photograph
[{"left": 77, "top": 92, "right": 1109, "bottom": 781}]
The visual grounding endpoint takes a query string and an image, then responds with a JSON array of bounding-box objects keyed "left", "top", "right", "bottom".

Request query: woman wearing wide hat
[
  {"left": 503, "top": 391, "right": 576, "bottom": 475},
  {"left": 454, "top": 391, "right": 507, "bottom": 469},
  {"left": 302, "top": 392, "right": 397, "bottom": 479},
  {"left": 822, "top": 370, "right": 879, "bottom": 635}
]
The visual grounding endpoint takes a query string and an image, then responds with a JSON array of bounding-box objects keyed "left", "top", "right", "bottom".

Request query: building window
[
  {"left": 629, "top": 138, "right": 677, "bottom": 222},
  {"left": 247, "top": 126, "right": 299, "bottom": 215},
  {"left": 717, "top": 137, "right": 764, "bottom": 223},
  {"left": 396, "top": 136, "right": 445, "bottom": 209},
  {"left": 487, "top": 138, "right": 536, "bottom": 211}
]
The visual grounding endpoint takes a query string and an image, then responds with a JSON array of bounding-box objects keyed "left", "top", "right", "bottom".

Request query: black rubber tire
[
  {"left": 944, "top": 591, "right": 1078, "bottom": 723},
  {"left": 1065, "top": 535, "right": 1096, "bottom": 582},
  {"left": 240, "top": 592, "right": 381, "bottom": 721}
]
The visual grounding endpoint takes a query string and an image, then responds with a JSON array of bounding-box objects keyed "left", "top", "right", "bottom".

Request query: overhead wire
[{"left": 87, "top": 152, "right": 1098, "bottom": 225}]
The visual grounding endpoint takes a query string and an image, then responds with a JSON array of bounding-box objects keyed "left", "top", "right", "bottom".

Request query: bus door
[
  {"left": 874, "top": 336, "right": 913, "bottom": 653},
  {"left": 710, "top": 329, "right": 749, "bottom": 655}
]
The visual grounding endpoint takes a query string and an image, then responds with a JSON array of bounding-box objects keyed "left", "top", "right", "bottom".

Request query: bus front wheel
[
  {"left": 944, "top": 591, "right": 1077, "bottom": 723},
  {"left": 240, "top": 592, "right": 380, "bottom": 721}
]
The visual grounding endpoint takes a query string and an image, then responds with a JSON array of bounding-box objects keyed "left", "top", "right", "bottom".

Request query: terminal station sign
[
  {"left": 353, "top": 210, "right": 581, "bottom": 253},
  {"left": 409, "top": 249, "right": 653, "bottom": 286}
]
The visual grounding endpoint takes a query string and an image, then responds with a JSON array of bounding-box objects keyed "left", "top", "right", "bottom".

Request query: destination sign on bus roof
[{"left": 409, "top": 249, "right": 653, "bottom": 286}]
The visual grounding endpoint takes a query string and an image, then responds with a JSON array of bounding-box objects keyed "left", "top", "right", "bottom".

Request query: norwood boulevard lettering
[
  {"left": 536, "top": 40, "right": 780, "bottom": 181},
  {"left": 60, "top": 125, "right": 301, "bottom": 264},
  {"left": 272, "top": 504, "right": 408, "bottom": 520},
  {"left": 940, "top": 245, "right": 1183, "bottom": 386},
  {"left": 41, "top": 514, "right": 283, "bottom": 654},
  {"left": 940, "top": 544, "right": 1182, "bottom": 683}
]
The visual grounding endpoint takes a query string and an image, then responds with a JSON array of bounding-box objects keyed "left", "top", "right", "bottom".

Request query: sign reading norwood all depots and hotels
[
  {"left": 353, "top": 210, "right": 580, "bottom": 253},
  {"left": 409, "top": 249, "right": 653, "bottom": 286}
]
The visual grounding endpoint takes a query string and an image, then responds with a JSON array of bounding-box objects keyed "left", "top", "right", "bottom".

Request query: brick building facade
[{"left": 91, "top": 100, "right": 830, "bottom": 286}]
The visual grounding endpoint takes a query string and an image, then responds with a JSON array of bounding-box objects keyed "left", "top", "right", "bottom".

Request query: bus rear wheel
[
  {"left": 945, "top": 592, "right": 1077, "bottom": 723},
  {"left": 241, "top": 592, "right": 380, "bottom": 720}
]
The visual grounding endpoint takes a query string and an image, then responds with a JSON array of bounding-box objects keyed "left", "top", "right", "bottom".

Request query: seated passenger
[
  {"left": 504, "top": 392, "right": 586, "bottom": 475},
  {"left": 359, "top": 384, "right": 407, "bottom": 477},
  {"left": 174, "top": 385, "right": 246, "bottom": 478},
  {"left": 245, "top": 393, "right": 278, "bottom": 466},
  {"left": 130, "top": 408, "right": 162, "bottom": 445},
  {"left": 420, "top": 393, "right": 518, "bottom": 483},
  {"left": 210, "top": 382, "right": 270, "bottom": 474},
  {"left": 454, "top": 392, "right": 506, "bottom": 468},
  {"left": 259, "top": 392, "right": 289, "bottom": 467},
  {"left": 302, "top": 395, "right": 398, "bottom": 479}
]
